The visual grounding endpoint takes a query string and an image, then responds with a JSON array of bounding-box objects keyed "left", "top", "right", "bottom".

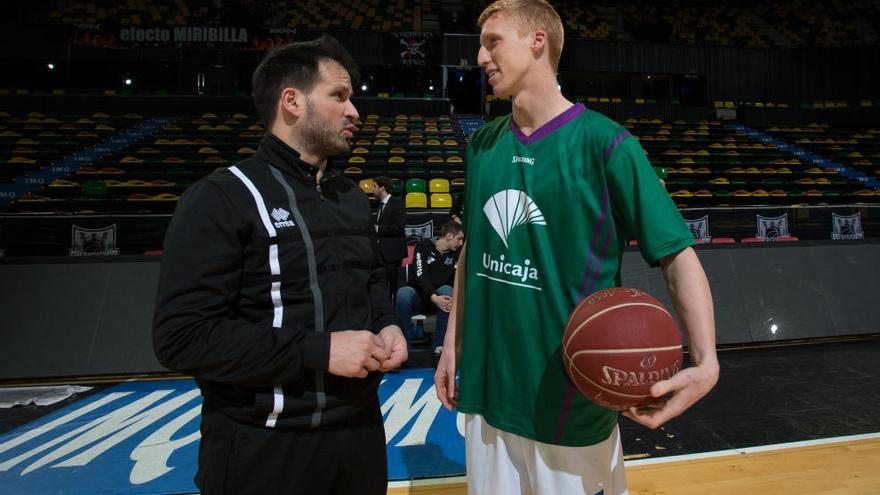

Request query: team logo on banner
[
  {"left": 684, "top": 215, "right": 712, "bottom": 243},
  {"left": 391, "top": 32, "right": 435, "bottom": 67},
  {"left": 405, "top": 221, "right": 433, "bottom": 244},
  {"left": 831, "top": 212, "right": 863, "bottom": 240},
  {"left": 756, "top": 214, "right": 790, "bottom": 240},
  {"left": 69, "top": 224, "right": 120, "bottom": 256}
]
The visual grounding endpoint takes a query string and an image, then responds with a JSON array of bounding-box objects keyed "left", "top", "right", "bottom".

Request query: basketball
[{"left": 562, "top": 287, "right": 683, "bottom": 411}]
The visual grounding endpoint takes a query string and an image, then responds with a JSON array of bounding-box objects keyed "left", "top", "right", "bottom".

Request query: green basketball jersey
[{"left": 457, "top": 103, "right": 695, "bottom": 447}]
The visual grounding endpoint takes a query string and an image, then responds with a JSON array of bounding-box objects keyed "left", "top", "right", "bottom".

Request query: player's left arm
[{"left": 624, "top": 246, "right": 719, "bottom": 429}]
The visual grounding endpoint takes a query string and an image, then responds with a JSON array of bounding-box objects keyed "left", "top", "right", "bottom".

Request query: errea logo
[{"left": 271, "top": 207, "right": 296, "bottom": 229}]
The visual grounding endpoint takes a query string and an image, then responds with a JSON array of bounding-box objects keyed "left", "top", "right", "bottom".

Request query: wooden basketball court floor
[
  {"left": 1, "top": 338, "right": 878, "bottom": 494},
  {"left": 387, "top": 337, "right": 880, "bottom": 494},
  {"left": 388, "top": 434, "right": 880, "bottom": 494}
]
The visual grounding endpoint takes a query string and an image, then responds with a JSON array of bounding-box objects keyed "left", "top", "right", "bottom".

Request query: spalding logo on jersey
[{"left": 482, "top": 189, "right": 546, "bottom": 248}]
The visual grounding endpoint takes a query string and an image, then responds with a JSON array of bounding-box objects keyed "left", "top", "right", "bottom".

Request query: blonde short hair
[{"left": 478, "top": 0, "right": 565, "bottom": 72}]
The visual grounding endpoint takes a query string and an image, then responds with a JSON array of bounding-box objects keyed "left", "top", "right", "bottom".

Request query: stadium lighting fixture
[
  {"left": 47, "top": 63, "right": 55, "bottom": 70},
  {"left": 429, "top": 85, "right": 434, "bottom": 90},
  {"left": 361, "top": 84, "right": 368, "bottom": 91},
  {"left": 124, "top": 78, "right": 133, "bottom": 86}
]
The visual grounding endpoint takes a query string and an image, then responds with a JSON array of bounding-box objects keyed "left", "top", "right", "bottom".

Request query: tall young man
[
  {"left": 153, "top": 35, "right": 406, "bottom": 494},
  {"left": 434, "top": 2, "right": 719, "bottom": 493}
]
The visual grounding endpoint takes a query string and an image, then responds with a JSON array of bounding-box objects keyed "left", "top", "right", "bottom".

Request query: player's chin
[
  {"left": 491, "top": 84, "right": 511, "bottom": 98},
  {"left": 336, "top": 138, "right": 351, "bottom": 154}
]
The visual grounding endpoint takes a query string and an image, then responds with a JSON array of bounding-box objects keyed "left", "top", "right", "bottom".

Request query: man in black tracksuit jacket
[{"left": 152, "top": 36, "right": 406, "bottom": 495}]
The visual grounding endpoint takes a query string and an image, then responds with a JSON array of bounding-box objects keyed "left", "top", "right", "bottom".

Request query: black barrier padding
[
  {"left": 1, "top": 243, "right": 878, "bottom": 380},
  {"left": 0, "top": 260, "right": 162, "bottom": 380},
  {"left": 621, "top": 243, "right": 880, "bottom": 346}
]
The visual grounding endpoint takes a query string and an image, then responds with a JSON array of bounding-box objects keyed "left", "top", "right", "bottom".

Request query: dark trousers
[
  {"left": 196, "top": 400, "right": 387, "bottom": 495},
  {"left": 384, "top": 262, "right": 400, "bottom": 300}
]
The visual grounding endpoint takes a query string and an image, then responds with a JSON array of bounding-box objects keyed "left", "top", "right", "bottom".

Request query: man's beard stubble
[{"left": 300, "top": 99, "right": 350, "bottom": 159}]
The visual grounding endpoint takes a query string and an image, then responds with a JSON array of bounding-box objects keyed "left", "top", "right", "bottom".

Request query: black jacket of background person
[
  {"left": 375, "top": 195, "right": 407, "bottom": 263},
  {"left": 411, "top": 238, "right": 457, "bottom": 299},
  {"left": 153, "top": 133, "right": 400, "bottom": 429}
]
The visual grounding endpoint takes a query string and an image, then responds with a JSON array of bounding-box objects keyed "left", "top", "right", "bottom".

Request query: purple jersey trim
[
  {"left": 556, "top": 187, "right": 617, "bottom": 442},
  {"left": 603, "top": 130, "right": 632, "bottom": 162},
  {"left": 510, "top": 103, "right": 586, "bottom": 146}
]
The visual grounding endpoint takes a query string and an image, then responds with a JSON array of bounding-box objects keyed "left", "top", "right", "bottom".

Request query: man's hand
[
  {"left": 623, "top": 360, "right": 719, "bottom": 429},
  {"left": 377, "top": 325, "right": 408, "bottom": 371},
  {"left": 434, "top": 347, "right": 458, "bottom": 410},
  {"left": 431, "top": 294, "right": 453, "bottom": 313},
  {"left": 328, "top": 330, "right": 389, "bottom": 378},
  {"left": 624, "top": 247, "right": 718, "bottom": 429}
]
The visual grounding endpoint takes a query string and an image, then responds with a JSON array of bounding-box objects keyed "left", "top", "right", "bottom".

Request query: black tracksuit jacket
[{"left": 153, "top": 133, "right": 400, "bottom": 429}]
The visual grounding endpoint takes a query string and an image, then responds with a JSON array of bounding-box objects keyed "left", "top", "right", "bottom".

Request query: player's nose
[{"left": 477, "top": 46, "right": 491, "bottom": 68}]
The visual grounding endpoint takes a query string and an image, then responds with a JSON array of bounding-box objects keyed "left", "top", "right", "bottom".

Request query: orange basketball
[{"left": 562, "top": 287, "right": 683, "bottom": 411}]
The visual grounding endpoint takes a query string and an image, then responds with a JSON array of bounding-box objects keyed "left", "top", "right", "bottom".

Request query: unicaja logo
[
  {"left": 483, "top": 189, "right": 546, "bottom": 248},
  {"left": 271, "top": 207, "right": 296, "bottom": 228}
]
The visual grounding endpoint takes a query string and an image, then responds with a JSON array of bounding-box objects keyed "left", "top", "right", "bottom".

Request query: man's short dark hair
[
  {"left": 374, "top": 176, "right": 394, "bottom": 193},
  {"left": 440, "top": 221, "right": 463, "bottom": 238},
  {"left": 252, "top": 34, "right": 359, "bottom": 128}
]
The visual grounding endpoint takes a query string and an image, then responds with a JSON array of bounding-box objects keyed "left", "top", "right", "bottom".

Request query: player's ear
[
  {"left": 531, "top": 30, "right": 547, "bottom": 58},
  {"left": 279, "top": 87, "right": 305, "bottom": 122}
]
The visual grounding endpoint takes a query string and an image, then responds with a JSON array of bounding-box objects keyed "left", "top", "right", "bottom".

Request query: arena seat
[{"left": 405, "top": 192, "right": 427, "bottom": 209}]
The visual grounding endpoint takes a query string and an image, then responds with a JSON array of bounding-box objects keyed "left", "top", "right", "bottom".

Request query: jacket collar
[{"left": 255, "top": 132, "right": 338, "bottom": 183}]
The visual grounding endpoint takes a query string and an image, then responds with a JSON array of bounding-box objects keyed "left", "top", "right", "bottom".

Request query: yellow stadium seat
[
  {"left": 359, "top": 178, "right": 375, "bottom": 195},
  {"left": 353, "top": 147, "right": 368, "bottom": 154},
  {"left": 406, "top": 192, "right": 428, "bottom": 208},
  {"left": 431, "top": 193, "right": 452, "bottom": 208},
  {"left": 49, "top": 179, "right": 77, "bottom": 187},
  {"left": 429, "top": 178, "right": 450, "bottom": 193},
  {"left": 446, "top": 156, "right": 463, "bottom": 163}
]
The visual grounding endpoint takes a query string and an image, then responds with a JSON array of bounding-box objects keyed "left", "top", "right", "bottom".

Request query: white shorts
[{"left": 465, "top": 414, "right": 628, "bottom": 495}]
